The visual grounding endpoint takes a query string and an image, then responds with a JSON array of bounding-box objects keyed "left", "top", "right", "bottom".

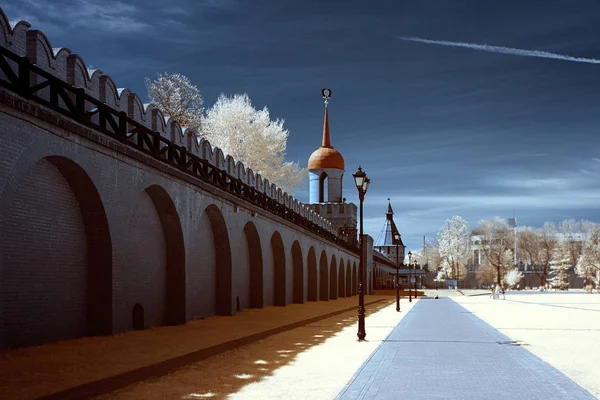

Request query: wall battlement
[{"left": 0, "top": 7, "right": 332, "bottom": 232}]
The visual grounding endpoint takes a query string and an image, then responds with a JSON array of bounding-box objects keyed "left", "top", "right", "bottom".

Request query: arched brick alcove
[
  {"left": 330, "top": 254, "right": 338, "bottom": 300},
  {"left": 205, "top": 205, "right": 232, "bottom": 316},
  {"left": 292, "top": 241, "right": 303, "bottom": 304},
  {"left": 271, "top": 231, "right": 286, "bottom": 307},
  {"left": 145, "top": 184, "right": 186, "bottom": 326},
  {"left": 1, "top": 156, "right": 112, "bottom": 349},
  {"left": 243, "top": 221, "right": 263, "bottom": 309},
  {"left": 319, "top": 250, "right": 329, "bottom": 301},
  {"left": 307, "top": 247, "right": 318, "bottom": 301}
]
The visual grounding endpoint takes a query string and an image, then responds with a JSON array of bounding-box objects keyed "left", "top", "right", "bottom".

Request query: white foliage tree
[
  {"left": 576, "top": 221, "right": 600, "bottom": 291},
  {"left": 145, "top": 72, "right": 204, "bottom": 131},
  {"left": 437, "top": 216, "right": 471, "bottom": 286},
  {"left": 549, "top": 241, "right": 571, "bottom": 290},
  {"left": 503, "top": 269, "right": 524, "bottom": 289},
  {"left": 201, "top": 93, "right": 305, "bottom": 192}
]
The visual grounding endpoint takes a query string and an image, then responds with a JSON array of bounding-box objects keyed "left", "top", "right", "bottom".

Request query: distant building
[
  {"left": 372, "top": 199, "right": 424, "bottom": 289},
  {"left": 468, "top": 218, "right": 584, "bottom": 289}
]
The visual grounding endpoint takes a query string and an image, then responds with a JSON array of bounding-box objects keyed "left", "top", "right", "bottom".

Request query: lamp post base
[
  {"left": 357, "top": 308, "right": 366, "bottom": 341},
  {"left": 357, "top": 286, "right": 366, "bottom": 341}
]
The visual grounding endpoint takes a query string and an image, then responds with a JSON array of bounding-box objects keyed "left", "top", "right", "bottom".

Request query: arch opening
[
  {"left": 319, "top": 250, "right": 329, "bottom": 301},
  {"left": 244, "top": 222, "right": 263, "bottom": 309},
  {"left": 132, "top": 303, "right": 144, "bottom": 331},
  {"left": 1, "top": 156, "right": 112, "bottom": 349},
  {"left": 339, "top": 258, "right": 346, "bottom": 298},
  {"left": 346, "top": 261, "right": 352, "bottom": 296},
  {"left": 206, "top": 204, "right": 232, "bottom": 316},
  {"left": 146, "top": 184, "right": 187, "bottom": 325},
  {"left": 307, "top": 247, "right": 318, "bottom": 301},
  {"left": 271, "top": 231, "right": 286, "bottom": 307},
  {"left": 352, "top": 263, "right": 357, "bottom": 296},
  {"left": 318, "top": 172, "right": 328, "bottom": 203},
  {"left": 330, "top": 255, "right": 338, "bottom": 300},
  {"left": 292, "top": 241, "right": 304, "bottom": 304}
]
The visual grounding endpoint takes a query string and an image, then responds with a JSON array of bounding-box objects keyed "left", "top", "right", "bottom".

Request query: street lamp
[
  {"left": 408, "top": 251, "right": 412, "bottom": 302},
  {"left": 413, "top": 259, "right": 418, "bottom": 299},
  {"left": 394, "top": 232, "right": 403, "bottom": 312},
  {"left": 353, "top": 166, "right": 370, "bottom": 341}
]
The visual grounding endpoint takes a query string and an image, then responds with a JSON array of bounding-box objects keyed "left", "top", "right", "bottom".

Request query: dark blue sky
[{"left": 5, "top": 0, "right": 600, "bottom": 250}]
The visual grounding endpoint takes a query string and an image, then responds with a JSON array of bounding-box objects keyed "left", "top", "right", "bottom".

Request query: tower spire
[
  {"left": 321, "top": 88, "right": 332, "bottom": 148},
  {"left": 386, "top": 198, "right": 394, "bottom": 220},
  {"left": 322, "top": 107, "right": 331, "bottom": 148}
]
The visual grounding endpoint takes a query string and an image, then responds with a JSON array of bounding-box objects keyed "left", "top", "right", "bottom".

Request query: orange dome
[
  {"left": 308, "top": 147, "right": 345, "bottom": 170},
  {"left": 307, "top": 106, "right": 345, "bottom": 170}
]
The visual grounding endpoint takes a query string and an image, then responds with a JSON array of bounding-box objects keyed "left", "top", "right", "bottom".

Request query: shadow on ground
[{"left": 99, "top": 299, "right": 395, "bottom": 400}]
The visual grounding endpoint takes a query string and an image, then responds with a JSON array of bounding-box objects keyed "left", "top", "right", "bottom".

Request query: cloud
[
  {"left": 5, "top": 0, "right": 150, "bottom": 34},
  {"left": 396, "top": 36, "right": 600, "bottom": 65}
]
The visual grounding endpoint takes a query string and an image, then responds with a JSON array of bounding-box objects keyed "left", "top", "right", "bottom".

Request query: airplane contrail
[{"left": 396, "top": 36, "right": 600, "bottom": 65}]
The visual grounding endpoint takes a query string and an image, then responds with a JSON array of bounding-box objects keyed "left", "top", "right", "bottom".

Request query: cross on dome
[{"left": 307, "top": 89, "right": 345, "bottom": 171}]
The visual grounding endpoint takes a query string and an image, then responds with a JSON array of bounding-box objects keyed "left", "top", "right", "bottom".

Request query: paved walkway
[{"left": 336, "top": 298, "right": 596, "bottom": 400}]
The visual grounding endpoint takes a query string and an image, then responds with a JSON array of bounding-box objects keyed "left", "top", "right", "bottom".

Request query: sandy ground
[
  {"left": 454, "top": 291, "right": 600, "bottom": 399},
  {"left": 98, "top": 298, "right": 416, "bottom": 400},
  {"left": 0, "top": 296, "right": 391, "bottom": 400}
]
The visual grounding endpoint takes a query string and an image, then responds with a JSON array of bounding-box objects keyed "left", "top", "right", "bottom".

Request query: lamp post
[
  {"left": 394, "top": 232, "right": 402, "bottom": 312},
  {"left": 408, "top": 251, "right": 412, "bottom": 302},
  {"left": 353, "top": 166, "right": 370, "bottom": 341},
  {"left": 413, "top": 260, "right": 418, "bottom": 299}
]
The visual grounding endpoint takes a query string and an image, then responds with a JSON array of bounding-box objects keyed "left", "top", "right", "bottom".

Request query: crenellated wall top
[{"left": 0, "top": 7, "right": 335, "bottom": 234}]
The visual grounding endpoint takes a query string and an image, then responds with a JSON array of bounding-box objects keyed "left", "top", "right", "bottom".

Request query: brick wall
[
  {"left": 0, "top": 95, "right": 360, "bottom": 351},
  {"left": 121, "top": 190, "right": 167, "bottom": 330},
  {"left": 2, "top": 159, "right": 87, "bottom": 349}
]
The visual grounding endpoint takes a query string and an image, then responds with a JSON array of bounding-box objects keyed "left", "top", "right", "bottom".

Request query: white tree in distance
[
  {"left": 477, "top": 217, "right": 515, "bottom": 287},
  {"left": 437, "top": 216, "right": 471, "bottom": 287},
  {"left": 576, "top": 221, "right": 600, "bottom": 292},
  {"left": 201, "top": 93, "right": 305, "bottom": 192},
  {"left": 503, "top": 269, "right": 524, "bottom": 289},
  {"left": 549, "top": 240, "right": 571, "bottom": 290},
  {"left": 145, "top": 73, "right": 204, "bottom": 131}
]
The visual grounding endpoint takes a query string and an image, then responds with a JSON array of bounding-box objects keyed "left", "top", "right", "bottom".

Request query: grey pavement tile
[{"left": 336, "top": 298, "right": 596, "bottom": 400}]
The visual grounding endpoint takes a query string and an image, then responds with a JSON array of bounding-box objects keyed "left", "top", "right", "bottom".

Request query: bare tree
[
  {"left": 558, "top": 219, "right": 583, "bottom": 267},
  {"left": 145, "top": 72, "right": 204, "bottom": 131},
  {"left": 419, "top": 240, "right": 444, "bottom": 287},
  {"left": 476, "top": 217, "right": 514, "bottom": 287},
  {"left": 476, "top": 262, "right": 497, "bottom": 286},
  {"left": 517, "top": 223, "right": 557, "bottom": 288}
]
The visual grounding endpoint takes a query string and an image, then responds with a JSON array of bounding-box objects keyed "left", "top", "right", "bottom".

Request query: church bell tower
[
  {"left": 308, "top": 89, "right": 345, "bottom": 203},
  {"left": 306, "top": 89, "right": 357, "bottom": 241}
]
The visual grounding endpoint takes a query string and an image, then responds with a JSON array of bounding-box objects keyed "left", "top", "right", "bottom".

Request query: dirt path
[
  {"left": 99, "top": 298, "right": 415, "bottom": 400},
  {"left": 0, "top": 296, "right": 392, "bottom": 400}
]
